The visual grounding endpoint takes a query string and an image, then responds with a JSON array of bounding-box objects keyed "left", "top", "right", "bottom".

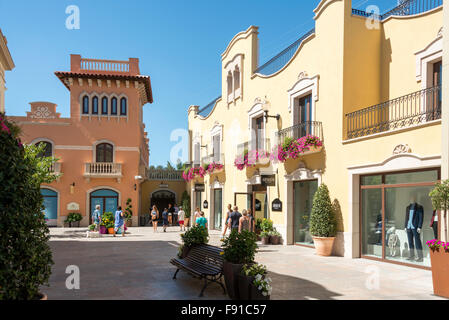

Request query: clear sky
[{"left": 1, "top": 0, "right": 398, "bottom": 166}]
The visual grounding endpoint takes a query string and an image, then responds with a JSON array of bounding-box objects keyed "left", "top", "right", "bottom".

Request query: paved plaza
[{"left": 43, "top": 227, "right": 446, "bottom": 300}]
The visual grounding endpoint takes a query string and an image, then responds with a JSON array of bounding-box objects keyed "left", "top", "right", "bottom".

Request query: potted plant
[
  {"left": 309, "top": 183, "right": 337, "bottom": 256},
  {"left": 101, "top": 212, "right": 115, "bottom": 234},
  {"left": 221, "top": 229, "right": 258, "bottom": 300},
  {"left": 428, "top": 180, "right": 449, "bottom": 298},
  {"left": 88, "top": 224, "right": 96, "bottom": 231},
  {"left": 269, "top": 229, "right": 282, "bottom": 245},
  {"left": 178, "top": 225, "right": 209, "bottom": 258},
  {"left": 238, "top": 263, "right": 267, "bottom": 300},
  {"left": 124, "top": 198, "right": 133, "bottom": 227},
  {"left": 255, "top": 218, "right": 262, "bottom": 235},
  {"left": 181, "top": 191, "right": 191, "bottom": 228},
  {"left": 0, "top": 116, "right": 56, "bottom": 299},
  {"left": 251, "top": 273, "right": 272, "bottom": 300},
  {"left": 260, "top": 231, "right": 270, "bottom": 245},
  {"left": 65, "top": 212, "right": 82, "bottom": 227}
]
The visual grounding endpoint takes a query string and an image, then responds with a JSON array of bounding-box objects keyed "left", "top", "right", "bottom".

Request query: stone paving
[{"left": 43, "top": 226, "right": 446, "bottom": 300}]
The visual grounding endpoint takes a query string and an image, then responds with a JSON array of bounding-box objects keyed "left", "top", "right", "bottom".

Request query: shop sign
[
  {"left": 261, "top": 174, "right": 276, "bottom": 187},
  {"left": 272, "top": 198, "right": 282, "bottom": 212},
  {"left": 195, "top": 184, "right": 205, "bottom": 192},
  {"left": 203, "top": 200, "right": 208, "bottom": 209}
]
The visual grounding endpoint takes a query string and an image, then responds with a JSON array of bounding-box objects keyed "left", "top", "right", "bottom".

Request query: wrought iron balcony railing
[
  {"left": 345, "top": 85, "right": 441, "bottom": 139},
  {"left": 352, "top": 0, "right": 442, "bottom": 20},
  {"left": 276, "top": 121, "right": 323, "bottom": 144},
  {"left": 84, "top": 162, "right": 122, "bottom": 178},
  {"left": 146, "top": 169, "right": 184, "bottom": 181}
]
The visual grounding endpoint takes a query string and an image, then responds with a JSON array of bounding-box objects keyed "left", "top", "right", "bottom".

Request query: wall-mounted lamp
[
  {"left": 134, "top": 184, "right": 137, "bottom": 191},
  {"left": 70, "top": 182, "right": 75, "bottom": 194},
  {"left": 264, "top": 110, "right": 280, "bottom": 121}
]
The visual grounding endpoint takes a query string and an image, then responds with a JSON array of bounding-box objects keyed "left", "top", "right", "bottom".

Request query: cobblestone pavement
[{"left": 43, "top": 226, "right": 446, "bottom": 300}]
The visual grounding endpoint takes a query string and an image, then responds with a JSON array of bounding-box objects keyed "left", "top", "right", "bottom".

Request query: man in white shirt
[{"left": 178, "top": 206, "right": 186, "bottom": 231}]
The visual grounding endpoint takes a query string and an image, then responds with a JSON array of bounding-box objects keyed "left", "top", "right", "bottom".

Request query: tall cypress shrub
[
  {"left": 309, "top": 183, "right": 336, "bottom": 238},
  {"left": 0, "top": 114, "right": 54, "bottom": 299}
]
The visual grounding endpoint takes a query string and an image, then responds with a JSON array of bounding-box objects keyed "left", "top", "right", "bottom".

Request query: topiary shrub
[
  {"left": 309, "top": 183, "right": 336, "bottom": 238},
  {"left": 181, "top": 190, "right": 191, "bottom": 219},
  {"left": 0, "top": 114, "right": 56, "bottom": 300}
]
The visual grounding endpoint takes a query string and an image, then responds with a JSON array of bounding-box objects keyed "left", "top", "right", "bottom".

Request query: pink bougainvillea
[
  {"left": 183, "top": 162, "right": 224, "bottom": 182},
  {"left": 270, "top": 135, "right": 322, "bottom": 163}
]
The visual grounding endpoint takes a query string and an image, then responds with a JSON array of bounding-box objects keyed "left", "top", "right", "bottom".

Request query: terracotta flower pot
[
  {"left": 312, "top": 236, "right": 335, "bottom": 256},
  {"left": 261, "top": 236, "right": 270, "bottom": 245},
  {"left": 223, "top": 261, "right": 243, "bottom": 300},
  {"left": 429, "top": 248, "right": 449, "bottom": 298},
  {"left": 107, "top": 227, "right": 115, "bottom": 234}
]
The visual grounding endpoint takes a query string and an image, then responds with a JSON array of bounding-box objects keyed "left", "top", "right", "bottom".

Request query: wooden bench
[{"left": 170, "top": 244, "right": 226, "bottom": 297}]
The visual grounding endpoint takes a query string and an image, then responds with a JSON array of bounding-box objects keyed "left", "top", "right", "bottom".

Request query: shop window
[{"left": 361, "top": 175, "right": 382, "bottom": 186}]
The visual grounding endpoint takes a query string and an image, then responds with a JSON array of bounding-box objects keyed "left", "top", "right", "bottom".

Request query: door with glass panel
[
  {"left": 430, "top": 61, "right": 442, "bottom": 120},
  {"left": 293, "top": 180, "right": 318, "bottom": 246},
  {"left": 360, "top": 169, "right": 439, "bottom": 267},
  {"left": 293, "top": 94, "right": 312, "bottom": 139},
  {"left": 253, "top": 192, "right": 267, "bottom": 221},
  {"left": 213, "top": 189, "right": 222, "bottom": 230}
]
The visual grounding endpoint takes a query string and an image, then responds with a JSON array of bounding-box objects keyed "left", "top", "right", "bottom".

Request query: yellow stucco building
[{"left": 187, "top": 0, "right": 445, "bottom": 269}]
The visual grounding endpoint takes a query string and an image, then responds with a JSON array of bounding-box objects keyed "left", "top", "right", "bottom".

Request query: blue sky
[{"left": 1, "top": 0, "right": 398, "bottom": 166}]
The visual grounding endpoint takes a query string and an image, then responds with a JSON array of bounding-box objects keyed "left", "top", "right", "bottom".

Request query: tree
[
  {"left": 309, "top": 183, "right": 336, "bottom": 238},
  {"left": 181, "top": 191, "right": 191, "bottom": 218},
  {"left": 429, "top": 180, "right": 449, "bottom": 240},
  {"left": 166, "top": 161, "right": 175, "bottom": 171},
  {"left": 0, "top": 114, "right": 58, "bottom": 299}
]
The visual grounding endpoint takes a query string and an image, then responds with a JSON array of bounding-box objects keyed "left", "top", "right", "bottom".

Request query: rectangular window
[
  {"left": 213, "top": 135, "right": 220, "bottom": 163},
  {"left": 293, "top": 94, "right": 312, "bottom": 138}
]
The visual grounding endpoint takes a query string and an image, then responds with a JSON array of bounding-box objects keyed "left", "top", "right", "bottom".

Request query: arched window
[
  {"left": 227, "top": 72, "right": 233, "bottom": 96},
  {"left": 92, "top": 96, "right": 99, "bottom": 114},
  {"left": 35, "top": 141, "right": 52, "bottom": 158},
  {"left": 111, "top": 97, "right": 117, "bottom": 115},
  {"left": 234, "top": 66, "right": 240, "bottom": 91},
  {"left": 82, "top": 95, "right": 89, "bottom": 114},
  {"left": 120, "top": 98, "right": 127, "bottom": 116},
  {"left": 96, "top": 143, "right": 113, "bottom": 163},
  {"left": 101, "top": 97, "right": 108, "bottom": 115}
]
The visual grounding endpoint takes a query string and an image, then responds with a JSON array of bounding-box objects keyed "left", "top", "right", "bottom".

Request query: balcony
[
  {"left": 236, "top": 138, "right": 271, "bottom": 168},
  {"left": 84, "top": 162, "right": 122, "bottom": 182},
  {"left": 345, "top": 86, "right": 441, "bottom": 140},
  {"left": 146, "top": 169, "right": 184, "bottom": 181},
  {"left": 276, "top": 121, "right": 323, "bottom": 144}
]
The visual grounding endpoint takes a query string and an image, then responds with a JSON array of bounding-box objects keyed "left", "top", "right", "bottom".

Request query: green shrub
[
  {"left": 221, "top": 229, "right": 258, "bottom": 264},
  {"left": 181, "top": 190, "right": 191, "bottom": 218},
  {"left": 88, "top": 224, "right": 96, "bottom": 231},
  {"left": 65, "top": 212, "right": 82, "bottom": 223},
  {"left": 255, "top": 218, "right": 262, "bottom": 230},
  {"left": 180, "top": 224, "right": 209, "bottom": 247},
  {"left": 124, "top": 198, "right": 133, "bottom": 222},
  {"left": 260, "top": 218, "right": 273, "bottom": 232},
  {"left": 309, "top": 183, "right": 336, "bottom": 237},
  {"left": 0, "top": 114, "right": 56, "bottom": 299}
]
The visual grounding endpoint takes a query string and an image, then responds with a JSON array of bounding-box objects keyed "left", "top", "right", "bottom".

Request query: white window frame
[
  {"left": 415, "top": 34, "right": 443, "bottom": 89},
  {"left": 287, "top": 74, "right": 319, "bottom": 126}
]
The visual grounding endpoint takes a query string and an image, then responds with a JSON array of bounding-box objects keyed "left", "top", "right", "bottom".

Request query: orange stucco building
[{"left": 9, "top": 54, "right": 153, "bottom": 227}]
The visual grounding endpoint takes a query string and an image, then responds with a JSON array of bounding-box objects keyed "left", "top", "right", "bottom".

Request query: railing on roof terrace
[
  {"left": 352, "top": 0, "right": 442, "bottom": 20},
  {"left": 345, "top": 85, "right": 441, "bottom": 139},
  {"left": 146, "top": 169, "right": 184, "bottom": 181},
  {"left": 198, "top": 96, "right": 221, "bottom": 117},
  {"left": 254, "top": 28, "right": 315, "bottom": 76},
  {"left": 80, "top": 58, "right": 130, "bottom": 73}
]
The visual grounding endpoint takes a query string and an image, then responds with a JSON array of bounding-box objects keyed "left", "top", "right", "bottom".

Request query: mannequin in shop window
[{"left": 404, "top": 194, "right": 424, "bottom": 262}]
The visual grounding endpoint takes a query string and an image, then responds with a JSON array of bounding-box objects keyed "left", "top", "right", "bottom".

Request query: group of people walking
[
  {"left": 150, "top": 203, "right": 186, "bottom": 233},
  {"left": 221, "top": 204, "right": 256, "bottom": 238},
  {"left": 92, "top": 204, "right": 126, "bottom": 237}
]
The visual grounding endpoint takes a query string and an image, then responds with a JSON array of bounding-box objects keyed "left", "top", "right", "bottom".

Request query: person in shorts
[
  {"left": 113, "top": 206, "right": 125, "bottom": 237},
  {"left": 162, "top": 208, "right": 169, "bottom": 232},
  {"left": 178, "top": 206, "right": 185, "bottom": 231},
  {"left": 92, "top": 205, "right": 102, "bottom": 231}
]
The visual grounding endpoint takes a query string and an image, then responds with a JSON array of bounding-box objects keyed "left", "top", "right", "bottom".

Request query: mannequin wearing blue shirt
[{"left": 404, "top": 195, "right": 424, "bottom": 262}]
